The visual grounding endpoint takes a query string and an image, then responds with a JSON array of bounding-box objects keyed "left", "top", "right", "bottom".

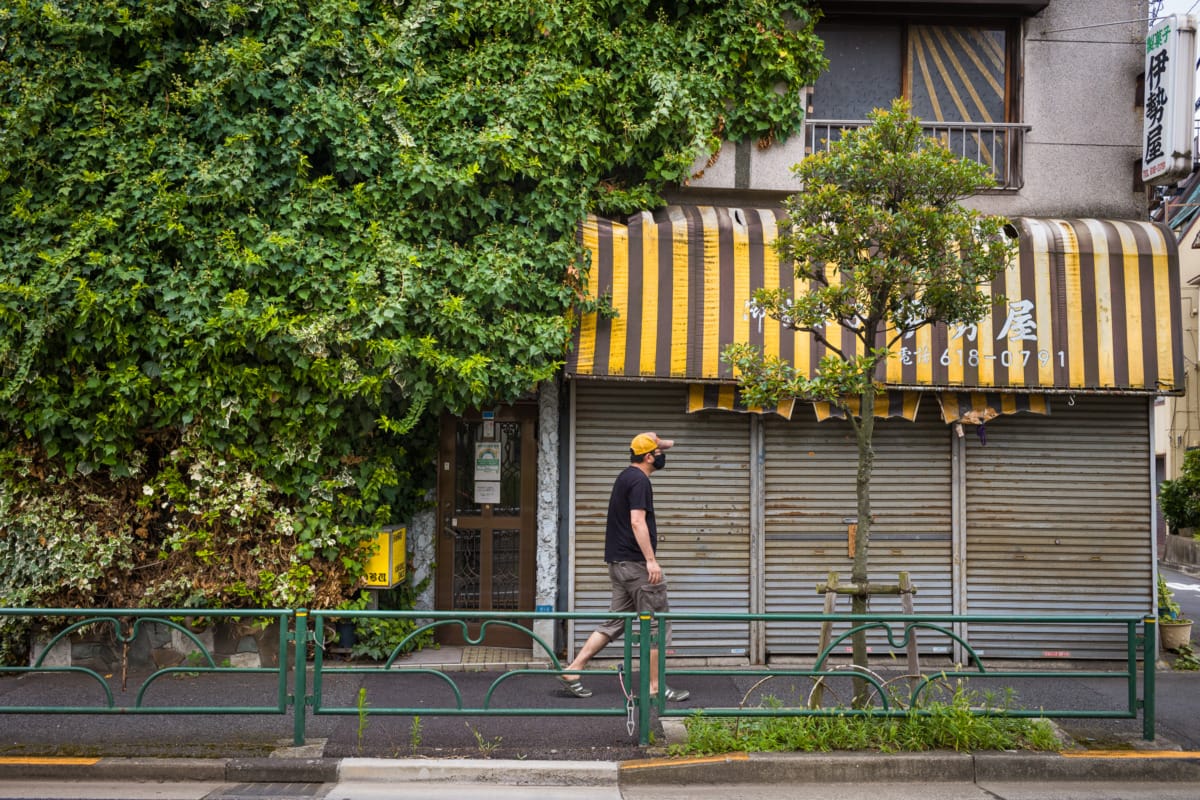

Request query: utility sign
[{"left": 1143, "top": 14, "right": 1197, "bottom": 185}]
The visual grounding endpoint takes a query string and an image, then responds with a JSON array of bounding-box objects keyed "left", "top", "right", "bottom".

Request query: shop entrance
[{"left": 435, "top": 405, "right": 537, "bottom": 647}]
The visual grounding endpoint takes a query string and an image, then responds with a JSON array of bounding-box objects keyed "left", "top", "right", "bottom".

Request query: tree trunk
[{"left": 851, "top": 381, "right": 876, "bottom": 707}]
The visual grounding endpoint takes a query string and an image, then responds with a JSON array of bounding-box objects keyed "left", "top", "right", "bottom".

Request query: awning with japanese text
[{"left": 566, "top": 209, "right": 1183, "bottom": 394}]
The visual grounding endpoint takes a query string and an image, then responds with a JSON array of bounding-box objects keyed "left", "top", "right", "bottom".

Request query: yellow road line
[
  {"left": 1060, "top": 751, "right": 1200, "bottom": 759},
  {"left": 0, "top": 757, "right": 101, "bottom": 765},
  {"left": 622, "top": 753, "right": 749, "bottom": 770}
]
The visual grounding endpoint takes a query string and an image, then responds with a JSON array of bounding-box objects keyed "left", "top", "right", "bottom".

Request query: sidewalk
[
  {"left": 2, "top": 642, "right": 1199, "bottom": 789},
  {"left": 1, "top": 750, "right": 1199, "bottom": 789}
]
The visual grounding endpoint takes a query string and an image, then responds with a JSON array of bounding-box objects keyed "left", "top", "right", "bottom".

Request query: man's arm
[{"left": 629, "top": 508, "right": 662, "bottom": 584}]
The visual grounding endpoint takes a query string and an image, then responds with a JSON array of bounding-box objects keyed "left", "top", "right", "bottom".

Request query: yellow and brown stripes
[
  {"left": 936, "top": 392, "right": 1049, "bottom": 425},
  {"left": 685, "top": 384, "right": 796, "bottom": 419},
  {"left": 569, "top": 210, "right": 1183, "bottom": 394},
  {"left": 881, "top": 218, "right": 1181, "bottom": 392},
  {"left": 572, "top": 206, "right": 799, "bottom": 380},
  {"left": 812, "top": 390, "right": 921, "bottom": 422}
]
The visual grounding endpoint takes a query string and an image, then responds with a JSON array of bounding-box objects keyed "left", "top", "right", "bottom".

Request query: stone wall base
[
  {"left": 1164, "top": 533, "right": 1200, "bottom": 572},
  {"left": 30, "top": 619, "right": 282, "bottom": 672}
]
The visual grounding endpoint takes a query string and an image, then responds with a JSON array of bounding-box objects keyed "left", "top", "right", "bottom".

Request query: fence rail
[
  {"left": 0, "top": 608, "right": 1157, "bottom": 747},
  {"left": 0, "top": 608, "right": 293, "bottom": 715}
]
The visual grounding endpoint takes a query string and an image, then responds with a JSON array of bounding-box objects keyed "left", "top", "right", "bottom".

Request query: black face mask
[{"left": 652, "top": 452, "right": 666, "bottom": 470}]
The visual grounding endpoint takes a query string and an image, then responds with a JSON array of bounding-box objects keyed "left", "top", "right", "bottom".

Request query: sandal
[
  {"left": 557, "top": 675, "right": 593, "bottom": 698},
  {"left": 662, "top": 686, "right": 690, "bottom": 702}
]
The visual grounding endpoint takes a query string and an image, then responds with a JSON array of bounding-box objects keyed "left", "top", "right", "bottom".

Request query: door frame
[{"left": 435, "top": 403, "right": 537, "bottom": 646}]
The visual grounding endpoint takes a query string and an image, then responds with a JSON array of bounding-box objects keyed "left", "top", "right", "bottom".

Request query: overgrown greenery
[
  {"left": 1158, "top": 449, "right": 1200, "bottom": 532},
  {"left": 724, "top": 100, "right": 1012, "bottom": 697},
  {"left": 345, "top": 582, "right": 435, "bottom": 660},
  {"left": 0, "top": 0, "right": 826, "bottom": 656},
  {"left": 1172, "top": 642, "right": 1199, "bottom": 671},
  {"left": 1157, "top": 575, "right": 1187, "bottom": 623},
  {"left": 671, "top": 683, "right": 1062, "bottom": 755}
]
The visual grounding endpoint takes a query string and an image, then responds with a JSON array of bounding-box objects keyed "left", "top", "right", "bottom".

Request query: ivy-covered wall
[{"left": 0, "top": 0, "right": 825, "bottom": 656}]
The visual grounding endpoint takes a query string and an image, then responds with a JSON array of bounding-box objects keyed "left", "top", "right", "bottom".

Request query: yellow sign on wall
[{"left": 363, "top": 526, "right": 406, "bottom": 589}]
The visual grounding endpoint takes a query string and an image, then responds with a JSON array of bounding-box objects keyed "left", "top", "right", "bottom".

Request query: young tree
[{"left": 724, "top": 100, "right": 1012, "bottom": 688}]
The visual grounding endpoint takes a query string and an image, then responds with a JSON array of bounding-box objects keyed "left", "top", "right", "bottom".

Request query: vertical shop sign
[{"left": 1143, "top": 14, "right": 1198, "bottom": 185}]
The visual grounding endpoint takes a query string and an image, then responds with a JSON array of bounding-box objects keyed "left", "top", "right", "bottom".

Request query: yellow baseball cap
[{"left": 630, "top": 432, "right": 674, "bottom": 456}]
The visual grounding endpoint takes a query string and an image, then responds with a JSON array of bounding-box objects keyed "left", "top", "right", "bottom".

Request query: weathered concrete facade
[
  {"left": 534, "top": 379, "right": 560, "bottom": 657},
  {"left": 683, "top": 0, "right": 1147, "bottom": 221}
]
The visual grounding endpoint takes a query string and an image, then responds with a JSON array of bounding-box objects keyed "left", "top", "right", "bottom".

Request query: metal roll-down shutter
[
  {"left": 763, "top": 411, "right": 954, "bottom": 656},
  {"left": 571, "top": 382, "right": 753, "bottom": 656},
  {"left": 963, "top": 396, "right": 1152, "bottom": 659}
]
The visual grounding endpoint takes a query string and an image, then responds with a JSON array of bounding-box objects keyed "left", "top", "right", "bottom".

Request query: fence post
[
  {"left": 293, "top": 609, "right": 309, "bottom": 747},
  {"left": 1142, "top": 616, "right": 1156, "bottom": 741},
  {"left": 638, "top": 614, "right": 652, "bottom": 746}
]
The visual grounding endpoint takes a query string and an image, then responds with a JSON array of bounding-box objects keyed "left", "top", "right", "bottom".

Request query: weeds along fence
[{"left": 0, "top": 608, "right": 1158, "bottom": 746}]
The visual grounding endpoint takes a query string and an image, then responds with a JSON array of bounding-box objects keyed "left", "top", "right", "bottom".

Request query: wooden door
[{"left": 435, "top": 405, "right": 537, "bottom": 647}]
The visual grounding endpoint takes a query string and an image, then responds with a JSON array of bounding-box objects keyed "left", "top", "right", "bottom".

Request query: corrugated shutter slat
[
  {"left": 572, "top": 383, "right": 753, "bottom": 655},
  {"left": 963, "top": 396, "right": 1152, "bottom": 659},
  {"left": 763, "top": 414, "right": 953, "bottom": 655}
]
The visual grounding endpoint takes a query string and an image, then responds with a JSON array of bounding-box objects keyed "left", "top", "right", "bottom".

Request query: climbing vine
[{"left": 0, "top": 0, "right": 825, "bottom": 639}]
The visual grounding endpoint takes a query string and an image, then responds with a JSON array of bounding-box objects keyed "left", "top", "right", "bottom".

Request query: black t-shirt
[{"left": 604, "top": 466, "right": 656, "bottom": 563}]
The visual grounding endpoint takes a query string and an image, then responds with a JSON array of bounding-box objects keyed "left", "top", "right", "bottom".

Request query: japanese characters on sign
[
  {"left": 1142, "top": 14, "right": 1197, "bottom": 186},
  {"left": 745, "top": 295, "right": 1063, "bottom": 375},
  {"left": 364, "top": 526, "right": 406, "bottom": 589},
  {"left": 897, "top": 299, "right": 1062, "bottom": 371}
]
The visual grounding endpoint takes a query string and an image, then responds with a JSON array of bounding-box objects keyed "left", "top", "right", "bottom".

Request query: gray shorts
[{"left": 594, "top": 561, "right": 671, "bottom": 642}]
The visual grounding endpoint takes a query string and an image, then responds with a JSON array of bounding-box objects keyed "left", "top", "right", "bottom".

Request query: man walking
[{"left": 558, "top": 432, "right": 689, "bottom": 701}]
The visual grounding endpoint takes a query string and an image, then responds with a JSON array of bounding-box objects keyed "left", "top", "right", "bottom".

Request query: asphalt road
[
  {"left": 2, "top": 661, "right": 1194, "bottom": 761},
  {"left": 1161, "top": 563, "right": 1200, "bottom": 623}
]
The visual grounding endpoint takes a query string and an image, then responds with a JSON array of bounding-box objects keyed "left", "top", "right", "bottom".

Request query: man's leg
[
  {"left": 562, "top": 628, "right": 611, "bottom": 682},
  {"left": 647, "top": 636, "right": 687, "bottom": 701},
  {"left": 563, "top": 564, "right": 633, "bottom": 683},
  {"left": 633, "top": 576, "right": 687, "bottom": 701}
]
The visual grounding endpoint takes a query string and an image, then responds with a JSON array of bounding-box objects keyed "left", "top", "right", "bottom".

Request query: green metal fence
[
  {"left": 651, "top": 611, "right": 1158, "bottom": 746},
  {"left": 0, "top": 608, "right": 293, "bottom": 715},
  {"left": 0, "top": 608, "right": 1157, "bottom": 748},
  {"left": 301, "top": 609, "right": 643, "bottom": 747}
]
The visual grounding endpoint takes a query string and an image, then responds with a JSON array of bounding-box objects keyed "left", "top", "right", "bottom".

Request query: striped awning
[
  {"left": 685, "top": 384, "right": 796, "bottom": 419},
  {"left": 812, "top": 391, "right": 921, "bottom": 422},
  {"left": 936, "top": 392, "right": 1050, "bottom": 425},
  {"left": 567, "top": 209, "right": 1184, "bottom": 394}
]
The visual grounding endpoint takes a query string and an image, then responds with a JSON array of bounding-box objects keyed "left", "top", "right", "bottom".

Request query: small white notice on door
[{"left": 475, "top": 481, "right": 500, "bottom": 504}]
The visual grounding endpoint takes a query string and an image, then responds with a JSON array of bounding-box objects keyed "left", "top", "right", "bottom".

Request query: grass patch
[{"left": 670, "top": 681, "right": 1062, "bottom": 755}]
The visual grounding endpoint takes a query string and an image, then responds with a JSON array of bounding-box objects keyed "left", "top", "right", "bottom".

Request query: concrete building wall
[
  {"left": 534, "top": 379, "right": 560, "bottom": 658},
  {"left": 681, "top": 0, "right": 1148, "bottom": 220}
]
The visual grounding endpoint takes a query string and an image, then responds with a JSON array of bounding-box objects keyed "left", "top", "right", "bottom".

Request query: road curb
[
  {"left": 227, "top": 757, "right": 339, "bottom": 783},
  {"left": 0, "top": 757, "right": 227, "bottom": 782},
  {"left": 618, "top": 751, "right": 1200, "bottom": 785},
  {"left": 338, "top": 757, "right": 619, "bottom": 786},
  {"left": 3, "top": 751, "right": 1199, "bottom": 786},
  {"left": 974, "top": 752, "right": 1200, "bottom": 783},
  {"left": 620, "top": 752, "right": 977, "bottom": 785}
]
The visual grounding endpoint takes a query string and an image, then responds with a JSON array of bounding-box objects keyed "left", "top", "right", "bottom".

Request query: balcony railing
[{"left": 805, "top": 119, "right": 1030, "bottom": 191}]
